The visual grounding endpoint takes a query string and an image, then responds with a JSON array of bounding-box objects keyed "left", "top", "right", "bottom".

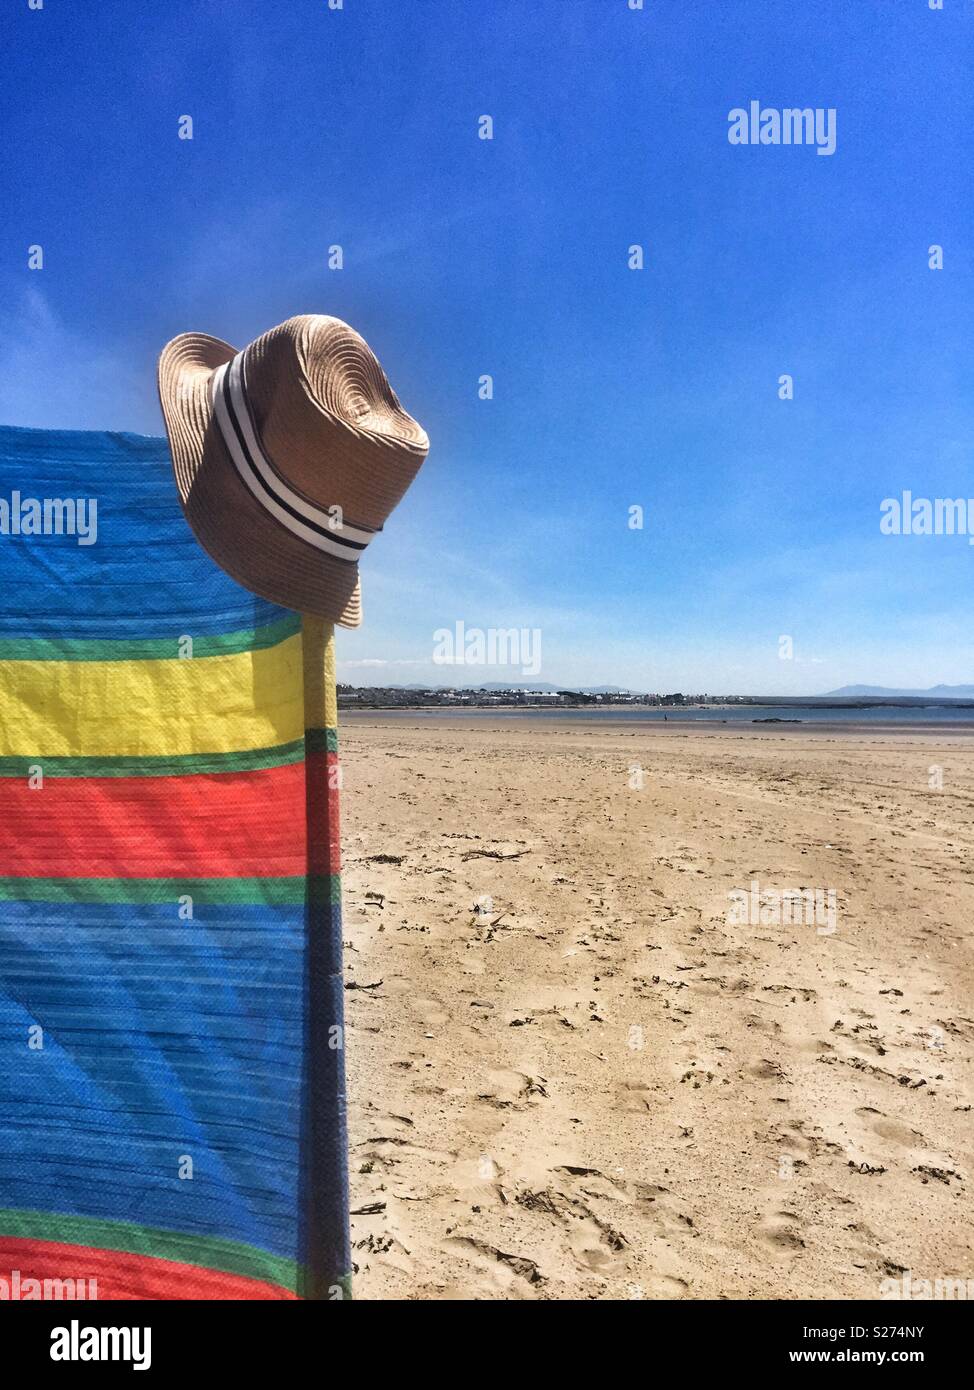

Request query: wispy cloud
[{"left": 0, "top": 287, "right": 148, "bottom": 432}]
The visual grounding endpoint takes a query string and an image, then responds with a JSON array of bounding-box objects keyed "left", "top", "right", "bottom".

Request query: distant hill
[{"left": 825, "top": 684, "right": 974, "bottom": 698}]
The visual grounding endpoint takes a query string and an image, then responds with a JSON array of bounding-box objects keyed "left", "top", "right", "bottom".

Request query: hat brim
[{"left": 157, "top": 332, "right": 362, "bottom": 628}]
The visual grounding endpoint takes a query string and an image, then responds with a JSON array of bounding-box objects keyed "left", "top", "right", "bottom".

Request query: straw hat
[{"left": 157, "top": 314, "right": 429, "bottom": 627}]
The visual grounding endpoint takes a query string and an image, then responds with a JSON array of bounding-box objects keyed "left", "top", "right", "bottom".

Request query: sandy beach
[{"left": 340, "top": 716, "right": 974, "bottom": 1300}]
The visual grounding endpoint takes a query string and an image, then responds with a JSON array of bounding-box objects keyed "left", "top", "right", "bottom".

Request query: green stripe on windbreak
[
  {"left": 309, "top": 873, "right": 342, "bottom": 906},
  {"left": 0, "top": 612, "right": 301, "bottom": 663},
  {"left": 0, "top": 1207, "right": 300, "bottom": 1293},
  {"left": 0, "top": 739, "right": 306, "bottom": 779},
  {"left": 305, "top": 726, "right": 338, "bottom": 754},
  {"left": 0, "top": 875, "right": 338, "bottom": 906}
]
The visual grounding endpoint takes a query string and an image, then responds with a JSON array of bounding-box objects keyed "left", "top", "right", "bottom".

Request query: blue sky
[{"left": 1, "top": 0, "right": 971, "bottom": 693}]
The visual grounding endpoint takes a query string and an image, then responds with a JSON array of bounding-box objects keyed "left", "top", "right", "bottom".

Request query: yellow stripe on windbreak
[
  {"left": 0, "top": 633, "right": 305, "bottom": 759},
  {"left": 302, "top": 617, "right": 337, "bottom": 730}
]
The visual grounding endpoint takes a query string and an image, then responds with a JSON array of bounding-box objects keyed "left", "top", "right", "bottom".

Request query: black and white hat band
[{"left": 210, "top": 351, "right": 379, "bottom": 562}]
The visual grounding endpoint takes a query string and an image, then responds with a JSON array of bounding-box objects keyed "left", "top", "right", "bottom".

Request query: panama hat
[{"left": 157, "top": 314, "right": 429, "bottom": 627}]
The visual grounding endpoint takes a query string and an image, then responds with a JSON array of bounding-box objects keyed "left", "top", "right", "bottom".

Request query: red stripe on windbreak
[
  {"left": 328, "top": 752, "right": 341, "bottom": 873},
  {"left": 0, "top": 1235, "right": 298, "bottom": 1300},
  {"left": 305, "top": 749, "right": 340, "bottom": 876},
  {"left": 0, "top": 764, "right": 308, "bottom": 878}
]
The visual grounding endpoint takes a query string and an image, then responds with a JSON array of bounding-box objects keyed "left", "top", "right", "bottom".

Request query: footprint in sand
[
  {"left": 443, "top": 1236, "right": 545, "bottom": 1296},
  {"left": 515, "top": 1180, "right": 629, "bottom": 1276},
  {"left": 857, "top": 1107, "right": 925, "bottom": 1149},
  {"left": 632, "top": 1184, "right": 698, "bottom": 1243},
  {"left": 631, "top": 1273, "right": 690, "bottom": 1299},
  {"left": 755, "top": 1210, "right": 806, "bottom": 1252},
  {"left": 482, "top": 1067, "right": 548, "bottom": 1105},
  {"left": 749, "top": 1057, "right": 788, "bottom": 1081},
  {"left": 566, "top": 1210, "right": 626, "bottom": 1274},
  {"left": 614, "top": 1081, "right": 654, "bottom": 1113},
  {"left": 848, "top": 1105, "right": 960, "bottom": 1180}
]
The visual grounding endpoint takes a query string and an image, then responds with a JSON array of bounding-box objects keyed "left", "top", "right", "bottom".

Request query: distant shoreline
[
  {"left": 340, "top": 699, "right": 974, "bottom": 712},
  {"left": 340, "top": 707, "right": 974, "bottom": 735}
]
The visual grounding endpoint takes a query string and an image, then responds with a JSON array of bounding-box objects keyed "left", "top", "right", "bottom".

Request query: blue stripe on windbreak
[
  {"left": 0, "top": 900, "right": 335, "bottom": 1265},
  {"left": 0, "top": 426, "right": 289, "bottom": 637}
]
